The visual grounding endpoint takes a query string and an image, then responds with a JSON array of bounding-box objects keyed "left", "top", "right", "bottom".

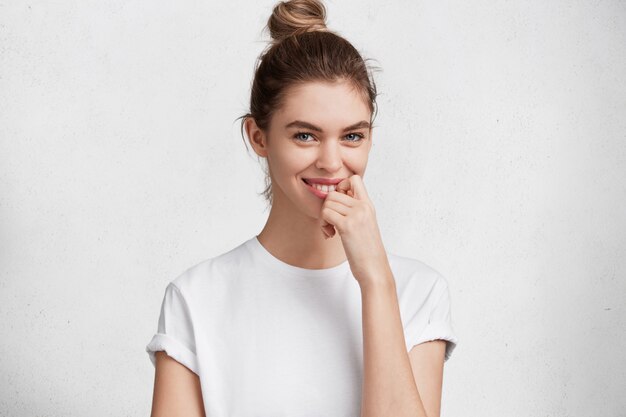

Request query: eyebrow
[{"left": 284, "top": 120, "right": 371, "bottom": 132}]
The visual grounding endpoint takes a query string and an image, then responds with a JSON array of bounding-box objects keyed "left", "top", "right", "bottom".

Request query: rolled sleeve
[
  {"left": 405, "top": 276, "right": 458, "bottom": 362},
  {"left": 146, "top": 283, "right": 199, "bottom": 375}
]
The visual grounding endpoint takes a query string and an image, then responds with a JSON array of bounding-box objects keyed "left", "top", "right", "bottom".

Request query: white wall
[{"left": 1, "top": 1, "right": 624, "bottom": 415}]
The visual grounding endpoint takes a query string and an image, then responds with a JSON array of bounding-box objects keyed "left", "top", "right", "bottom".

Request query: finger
[
  {"left": 349, "top": 174, "right": 369, "bottom": 200},
  {"left": 320, "top": 218, "right": 335, "bottom": 238},
  {"left": 336, "top": 178, "right": 351, "bottom": 195},
  {"left": 322, "top": 209, "right": 345, "bottom": 235},
  {"left": 333, "top": 179, "right": 356, "bottom": 203},
  {"left": 325, "top": 189, "right": 355, "bottom": 207},
  {"left": 321, "top": 223, "right": 335, "bottom": 238},
  {"left": 323, "top": 199, "right": 350, "bottom": 216}
]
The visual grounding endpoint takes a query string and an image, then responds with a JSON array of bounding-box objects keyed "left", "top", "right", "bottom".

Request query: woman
[{"left": 146, "top": 1, "right": 458, "bottom": 416}]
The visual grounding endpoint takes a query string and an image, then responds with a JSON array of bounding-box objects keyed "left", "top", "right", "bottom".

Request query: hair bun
[{"left": 267, "top": 0, "right": 328, "bottom": 43}]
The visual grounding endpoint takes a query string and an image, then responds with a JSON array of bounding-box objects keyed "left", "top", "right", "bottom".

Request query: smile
[{"left": 302, "top": 179, "right": 336, "bottom": 199}]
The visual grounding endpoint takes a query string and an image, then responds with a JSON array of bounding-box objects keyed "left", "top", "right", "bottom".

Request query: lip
[
  {"left": 302, "top": 177, "right": 345, "bottom": 185},
  {"left": 302, "top": 178, "right": 335, "bottom": 199}
]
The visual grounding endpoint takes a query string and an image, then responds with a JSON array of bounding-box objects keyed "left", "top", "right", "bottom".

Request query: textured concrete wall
[{"left": 1, "top": 1, "right": 624, "bottom": 416}]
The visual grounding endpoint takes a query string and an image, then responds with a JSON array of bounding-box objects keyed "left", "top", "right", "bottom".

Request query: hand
[{"left": 320, "top": 175, "right": 391, "bottom": 286}]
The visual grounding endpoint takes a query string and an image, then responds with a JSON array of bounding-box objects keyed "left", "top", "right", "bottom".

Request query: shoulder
[
  {"left": 387, "top": 251, "right": 449, "bottom": 298},
  {"left": 169, "top": 239, "right": 252, "bottom": 297}
]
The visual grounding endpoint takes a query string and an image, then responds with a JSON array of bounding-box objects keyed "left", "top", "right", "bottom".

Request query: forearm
[{"left": 359, "top": 268, "right": 428, "bottom": 417}]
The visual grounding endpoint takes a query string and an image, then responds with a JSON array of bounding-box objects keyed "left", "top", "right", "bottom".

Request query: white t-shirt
[{"left": 146, "top": 235, "right": 458, "bottom": 416}]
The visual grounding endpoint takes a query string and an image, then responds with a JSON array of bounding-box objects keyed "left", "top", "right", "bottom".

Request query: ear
[{"left": 245, "top": 117, "right": 269, "bottom": 158}]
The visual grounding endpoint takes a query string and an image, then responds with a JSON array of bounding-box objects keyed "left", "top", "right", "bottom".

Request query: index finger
[{"left": 336, "top": 178, "right": 351, "bottom": 194}]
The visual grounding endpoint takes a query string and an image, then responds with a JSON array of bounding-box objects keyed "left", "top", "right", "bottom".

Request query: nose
[{"left": 314, "top": 140, "right": 343, "bottom": 173}]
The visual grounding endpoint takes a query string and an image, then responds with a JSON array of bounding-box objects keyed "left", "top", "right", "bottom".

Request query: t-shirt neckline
[{"left": 247, "top": 235, "right": 351, "bottom": 279}]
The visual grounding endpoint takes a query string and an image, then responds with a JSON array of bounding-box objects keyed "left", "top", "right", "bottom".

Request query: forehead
[{"left": 275, "top": 80, "right": 371, "bottom": 125}]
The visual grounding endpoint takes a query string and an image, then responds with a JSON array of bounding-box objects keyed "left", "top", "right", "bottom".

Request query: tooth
[{"left": 311, "top": 183, "right": 336, "bottom": 192}]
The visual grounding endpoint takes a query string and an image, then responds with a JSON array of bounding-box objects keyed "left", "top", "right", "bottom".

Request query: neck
[{"left": 256, "top": 196, "right": 347, "bottom": 270}]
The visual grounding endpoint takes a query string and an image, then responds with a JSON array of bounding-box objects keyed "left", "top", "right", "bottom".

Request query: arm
[
  {"left": 150, "top": 351, "right": 206, "bottom": 417},
  {"left": 317, "top": 177, "right": 448, "bottom": 416},
  {"left": 408, "top": 340, "right": 446, "bottom": 417},
  {"left": 359, "top": 267, "right": 446, "bottom": 417}
]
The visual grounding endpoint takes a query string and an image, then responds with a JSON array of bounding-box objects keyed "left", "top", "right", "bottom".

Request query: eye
[
  {"left": 293, "top": 131, "right": 314, "bottom": 142},
  {"left": 293, "top": 131, "right": 365, "bottom": 143},
  {"left": 345, "top": 133, "right": 365, "bottom": 142}
]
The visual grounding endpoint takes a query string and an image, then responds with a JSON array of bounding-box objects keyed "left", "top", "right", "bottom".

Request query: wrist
[{"left": 357, "top": 266, "right": 396, "bottom": 292}]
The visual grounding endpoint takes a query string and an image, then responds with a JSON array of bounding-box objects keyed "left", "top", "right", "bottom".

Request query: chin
[{"left": 299, "top": 200, "right": 323, "bottom": 222}]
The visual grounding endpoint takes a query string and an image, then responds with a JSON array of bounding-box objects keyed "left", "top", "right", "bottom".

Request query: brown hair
[{"left": 236, "top": 0, "right": 380, "bottom": 209}]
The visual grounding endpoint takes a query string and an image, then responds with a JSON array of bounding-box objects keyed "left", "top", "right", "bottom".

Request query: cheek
[
  {"left": 344, "top": 151, "right": 368, "bottom": 173},
  {"left": 270, "top": 149, "right": 305, "bottom": 176}
]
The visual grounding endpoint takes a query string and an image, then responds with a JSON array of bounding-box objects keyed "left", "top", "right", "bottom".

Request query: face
[{"left": 248, "top": 79, "right": 373, "bottom": 221}]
